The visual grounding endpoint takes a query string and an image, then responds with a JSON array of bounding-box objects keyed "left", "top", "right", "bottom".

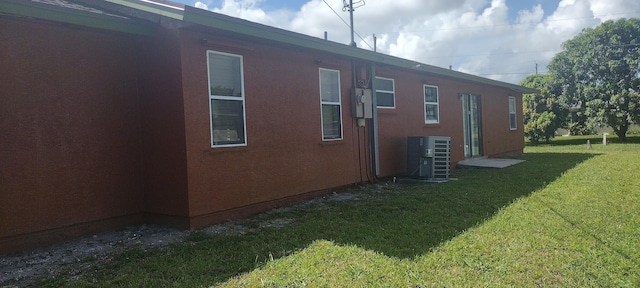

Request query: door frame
[{"left": 462, "top": 93, "right": 483, "bottom": 158}]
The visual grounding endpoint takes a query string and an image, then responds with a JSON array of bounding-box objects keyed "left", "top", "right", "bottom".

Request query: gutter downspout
[{"left": 370, "top": 64, "right": 380, "bottom": 177}]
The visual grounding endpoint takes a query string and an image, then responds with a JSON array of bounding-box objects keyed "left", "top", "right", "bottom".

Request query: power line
[
  {"left": 354, "top": 32, "right": 373, "bottom": 50},
  {"left": 321, "top": 0, "right": 373, "bottom": 49},
  {"left": 322, "top": 0, "right": 350, "bottom": 33}
]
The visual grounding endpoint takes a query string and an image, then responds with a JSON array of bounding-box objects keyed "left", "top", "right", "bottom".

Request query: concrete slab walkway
[{"left": 457, "top": 158, "right": 525, "bottom": 168}]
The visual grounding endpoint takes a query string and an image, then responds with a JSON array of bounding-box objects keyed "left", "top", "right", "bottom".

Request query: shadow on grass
[
  {"left": 70, "top": 153, "right": 595, "bottom": 287},
  {"left": 288, "top": 152, "right": 596, "bottom": 259}
]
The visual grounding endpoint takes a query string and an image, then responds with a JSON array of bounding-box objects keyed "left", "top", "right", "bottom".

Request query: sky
[{"left": 171, "top": 0, "right": 640, "bottom": 84}]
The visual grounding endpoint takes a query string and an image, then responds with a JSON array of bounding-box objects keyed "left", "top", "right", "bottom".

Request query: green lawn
[{"left": 46, "top": 136, "right": 640, "bottom": 287}]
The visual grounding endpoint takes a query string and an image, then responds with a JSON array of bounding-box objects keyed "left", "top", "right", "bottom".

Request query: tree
[
  {"left": 548, "top": 18, "right": 640, "bottom": 141},
  {"left": 519, "top": 74, "right": 567, "bottom": 144}
]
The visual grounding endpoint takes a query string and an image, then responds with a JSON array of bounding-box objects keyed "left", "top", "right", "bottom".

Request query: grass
[{"left": 39, "top": 135, "right": 640, "bottom": 287}]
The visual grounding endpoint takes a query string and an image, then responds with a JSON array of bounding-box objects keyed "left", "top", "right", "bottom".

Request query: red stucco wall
[
  {"left": 481, "top": 92, "right": 525, "bottom": 158},
  {"left": 173, "top": 29, "right": 523, "bottom": 224},
  {"left": 0, "top": 14, "right": 524, "bottom": 253},
  {"left": 0, "top": 17, "right": 145, "bottom": 251},
  {"left": 373, "top": 66, "right": 524, "bottom": 177},
  {"left": 178, "top": 30, "right": 369, "bottom": 222},
  {"left": 138, "top": 26, "right": 190, "bottom": 224}
]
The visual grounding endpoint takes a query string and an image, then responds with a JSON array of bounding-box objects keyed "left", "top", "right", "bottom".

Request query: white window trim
[
  {"left": 509, "top": 96, "right": 517, "bottom": 130},
  {"left": 207, "top": 50, "right": 248, "bottom": 148},
  {"left": 319, "top": 68, "right": 343, "bottom": 141},
  {"left": 424, "top": 85, "right": 439, "bottom": 124},
  {"left": 375, "top": 76, "right": 395, "bottom": 109}
]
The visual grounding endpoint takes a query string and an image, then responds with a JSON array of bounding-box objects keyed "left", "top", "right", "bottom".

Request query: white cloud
[
  {"left": 516, "top": 4, "right": 544, "bottom": 24},
  {"left": 589, "top": 0, "right": 640, "bottom": 21},
  {"left": 194, "top": 1, "right": 209, "bottom": 10},
  {"left": 188, "top": 0, "right": 640, "bottom": 84},
  {"left": 213, "top": 0, "right": 272, "bottom": 25}
]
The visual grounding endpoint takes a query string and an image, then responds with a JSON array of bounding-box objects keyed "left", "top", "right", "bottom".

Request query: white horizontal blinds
[
  {"left": 210, "top": 100, "right": 244, "bottom": 143},
  {"left": 319, "top": 69, "right": 342, "bottom": 140},
  {"left": 424, "top": 86, "right": 437, "bottom": 102},
  {"left": 375, "top": 77, "right": 395, "bottom": 108},
  {"left": 209, "top": 53, "right": 242, "bottom": 97},
  {"left": 208, "top": 51, "right": 247, "bottom": 147},
  {"left": 424, "top": 85, "right": 439, "bottom": 124},
  {"left": 320, "top": 69, "right": 340, "bottom": 103},
  {"left": 509, "top": 96, "right": 517, "bottom": 130}
]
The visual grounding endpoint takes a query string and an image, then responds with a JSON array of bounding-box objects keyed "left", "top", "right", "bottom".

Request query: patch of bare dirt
[
  {"left": 1, "top": 224, "right": 188, "bottom": 287},
  {"left": 0, "top": 189, "right": 368, "bottom": 287}
]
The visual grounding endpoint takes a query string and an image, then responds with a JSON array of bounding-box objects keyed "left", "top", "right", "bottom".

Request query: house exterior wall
[
  {"left": 169, "top": 28, "right": 524, "bottom": 225},
  {"left": 0, "top": 5, "right": 525, "bottom": 254},
  {"left": 480, "top": 92, "right": 525, "bottom": 157},
  {"left": 376, "top": 67, "right": 464, "bottom": 177},
  {"left": 0, "top": 17, "right": 145, "bottom": 253},
  {"left": 138, "top": 24, "right": 191, "bottom": 226},
  {"left": 177, "top": 29, "right": 369, "bottom": 225},
  {"left": 375, "top": 66, "right": 524, "bottom": 177}
]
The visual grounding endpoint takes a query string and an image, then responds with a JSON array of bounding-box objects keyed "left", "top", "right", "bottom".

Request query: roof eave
[
  {"left": 182, "top": 6, "right": 534, "bottom": 94},
  {"left": 94, "top": 0, "right": 536, "bottom": 94},
  {"left": 105, "top": 0, "right": 184, "bottom": 20},
  {"left": 0, "top": 0, "right": 156, "bottom": 36}
]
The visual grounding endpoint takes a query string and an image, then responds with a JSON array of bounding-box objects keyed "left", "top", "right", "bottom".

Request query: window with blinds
[
  {"left": 424, "top": 85, "right": 439, "bottom": 124},
  {"left": 207, "top": 51, "right": 247, "bottom": 147},
  {"left": 319, "top": 68, "right": 342, "bottom": 140}
]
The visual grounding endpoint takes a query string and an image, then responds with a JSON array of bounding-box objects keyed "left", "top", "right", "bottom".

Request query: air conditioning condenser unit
[{"left": 406, "top": 136, "right": 451, "bottom": 179}]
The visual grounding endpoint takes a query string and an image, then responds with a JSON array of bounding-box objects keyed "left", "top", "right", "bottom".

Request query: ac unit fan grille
[
  {"left": 431, "top": 138, "right": 450, "bottom": 179},
  {"left": 406, "top": 136, "right": 451, "bottom": 179}
]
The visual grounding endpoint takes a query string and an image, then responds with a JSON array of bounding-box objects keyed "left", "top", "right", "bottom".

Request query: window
[
  {"left": 319, "top": 68, "right": 342, "bottom": 140},
  {"left": 424, "top": 85, "right": 439, "bottom": 124},
  {"left": 509, "top": 96, "right": 517, "bottom": 130},
  {"left": 207, "top": 51, "right": 247, "bottom": 147},
  {"left": 375, "top": 77, "right": 395, "bottom": 108}
]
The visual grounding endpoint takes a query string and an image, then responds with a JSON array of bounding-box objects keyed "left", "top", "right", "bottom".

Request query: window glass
[
  {"left": 509, "top": 96, "right": 517, "bottom": 130},
  {"left": 424, "top": 86, "right": 438, "bottom": 103},
  {"left": 319, "top": 69, "right": 342, "bottom": 140},
  {"left": 208, "top": 54, "right": 242, "bottom": 97},
  {"left": 208, "top": 51, "right": 247, "bottom": 147},
  {"left": 321, "top": 105, "right": 341, "bottom": 140},
  {"left": 376, "top": 78, "right": 394, "bottom": 91},
  {"left": 377, "top": 92, "right": 395, "bottom": 107},
  {"left": 210, "top": 99, "right": 245, "bottom": 145},
  {"left": 424, "top": 85, "right": 439, "bottom": 124},
  {"left": 320, "top": 69, "right": 340, "bottom": 103},
  {"left": 425, "top": 104, "right": 439, "bottom": 123},
  {"left": 376, "top": 77, "right": 395, "bottom": 108}
]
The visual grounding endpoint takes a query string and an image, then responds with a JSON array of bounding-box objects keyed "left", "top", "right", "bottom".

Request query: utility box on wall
[
  {"left": 352, "top": 88, "right": 372, "bottom": 119},
  {"left": 406, "top": 136, "right": 451, "bottom": 179}
]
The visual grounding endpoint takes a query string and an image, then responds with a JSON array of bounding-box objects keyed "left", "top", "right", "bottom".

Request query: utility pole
[
  {"left": 343, "top": 0, "right": 365, "bottom": 47},
  {"left": 535, "top": 61, "right": 538, "bottom": 75},
  {"left": 348, "top": 0, "right": 355, "bottom": 46}
]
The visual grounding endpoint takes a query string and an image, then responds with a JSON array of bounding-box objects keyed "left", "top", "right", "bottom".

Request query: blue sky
[{"left": 168, "top": 0, "right": 640, "bottom": 83}]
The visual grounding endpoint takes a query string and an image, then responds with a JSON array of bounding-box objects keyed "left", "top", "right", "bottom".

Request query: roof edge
[
  {"left": 106, "top": 0, "right": 183, "bottom": 20},
  {"left": 0, "top": 0, "right": 155, "bottom": 36},
  {"left": 181, "top": 5, "right": 535, "bottom": 94},
  {"left": 73, "top": 0, "right": 536, "bottom": 94}
]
